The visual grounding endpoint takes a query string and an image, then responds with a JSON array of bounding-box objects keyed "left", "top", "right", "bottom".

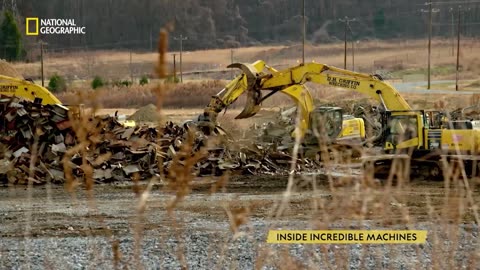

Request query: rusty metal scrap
[{"left": 0, "top": 96, "right": 321, "bottom": 185}]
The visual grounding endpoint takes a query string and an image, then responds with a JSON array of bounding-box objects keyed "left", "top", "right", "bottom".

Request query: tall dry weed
[
  {"left": 14, "top": 33, "right": 480, "bottom": 270},
  {"left": 57, "top": 80, "right": 226, "bottom": 108}
]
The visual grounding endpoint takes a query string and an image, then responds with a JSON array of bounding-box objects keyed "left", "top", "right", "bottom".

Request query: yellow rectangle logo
[
  {"left": 267, "top": 230, "right": 427, "bottom": 244},
  {"left": 26, "top": 17, "right": 39, "bottom": 35}
]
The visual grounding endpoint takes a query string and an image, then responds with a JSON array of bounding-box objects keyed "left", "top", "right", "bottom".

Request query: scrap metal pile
[
  {"left": 0, "top": 97, "right": 318, "bottom": 185},
  {"left": 251, "top": 104, "right": 383, "bottom": 147},
  {"left": 250, "top": 107, "right": 297, "bottom": 146}
]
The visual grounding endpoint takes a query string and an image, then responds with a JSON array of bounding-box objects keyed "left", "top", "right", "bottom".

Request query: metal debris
[{"left": 0, "top": 96, "right": 322, "bottom": 185}]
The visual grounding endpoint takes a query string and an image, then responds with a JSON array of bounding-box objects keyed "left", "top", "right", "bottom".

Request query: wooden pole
[
  {"left": 352, "top": 40, "right": 355, "bottom": 72},
  {"left": 427, "top": 2, "right": 432, "bottom": 89},
  {"left": 339, "top": 17, "right": 356, "bottom": 69},
  {"left": 174, "top": 35, "right": 188, "bottom": 83},
  {"left": 130, "top": 51, "right": 133, "bottom": 83},
  {"left": 302, "top": 0, "right": 305, "bottom": 64},
  {"left": 343, "top": 18, "right": 347, "bottom": 69},
  {"left": 230, "top": 49, "right": 234, "bottom": 78},
  {"left": 173, "top": 53, "right": 177, "bottom": 82},
  {"left": 40, "top": 41, "right": 45, "bottom": 87},
  {"left": 456, "top": 8, "right": 461, "bottom": 91}
]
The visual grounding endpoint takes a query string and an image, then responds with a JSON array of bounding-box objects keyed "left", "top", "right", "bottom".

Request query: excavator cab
[
  {"left": 308, "top": 107, "right": 343, "bottom": 142},
  {"left": 382, "top": 111, "right": 425, "bottom": 152}
]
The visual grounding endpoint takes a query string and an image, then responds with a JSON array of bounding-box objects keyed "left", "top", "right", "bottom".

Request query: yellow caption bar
[{"left": 267, "top": 230, "right": 427, "bottom": 244}]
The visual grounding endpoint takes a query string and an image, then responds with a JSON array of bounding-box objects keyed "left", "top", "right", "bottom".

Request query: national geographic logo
[{"left": 26, "top": 18, "right": 86, "bottom": 36}]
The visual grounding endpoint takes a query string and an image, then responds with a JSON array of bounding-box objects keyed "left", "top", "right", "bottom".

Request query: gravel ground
[
  {"left": 1, "top": 220, "right": 478, "bottom": 269},
  {"left": 0, "top": 181, "right": 479, "bottom": 269}
]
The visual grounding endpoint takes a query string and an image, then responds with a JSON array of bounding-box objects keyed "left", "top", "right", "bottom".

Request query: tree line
[{"left": 2, "top": 0, "right": 480, "bottom": 54}]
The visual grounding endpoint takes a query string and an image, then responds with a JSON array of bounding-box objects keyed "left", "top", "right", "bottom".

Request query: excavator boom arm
[
  {"left": 199, "top": 60, "right": 411, "bottom": 138},
  {"left": 259, "top": 62, "right": 411, "bottom": 111},
  {"left": 200, "top": 61, "right": 314, "bottom": 136},
  {"left": 0, "top": 74, "right": 62, "bottom": 105}
]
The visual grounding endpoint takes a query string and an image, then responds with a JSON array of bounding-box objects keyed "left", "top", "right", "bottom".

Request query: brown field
[
  {"left": 11, "top": 38, "right": 480, "bottom": 81},
  {"left": 60, "top": 79, "right": 477, "bottom": 116}
]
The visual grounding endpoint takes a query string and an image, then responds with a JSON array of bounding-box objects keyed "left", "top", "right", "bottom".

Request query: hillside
[{"left": 10, "top": 0, "right": 480, "bottom": 52}]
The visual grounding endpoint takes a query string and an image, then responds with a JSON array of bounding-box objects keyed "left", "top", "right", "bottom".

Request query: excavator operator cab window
[
  {"left": 310, "top": 107, "right": 343, "bottom": 141},
  {"left": 387, "top": 115, "right": 418, "bottom": 145},
  {"left": 447, "top": 120, "right": 473, "bottom": 130}
]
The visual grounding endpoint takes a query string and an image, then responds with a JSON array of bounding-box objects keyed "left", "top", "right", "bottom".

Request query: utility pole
[
  {"left": 230, "top": 49, "right": 234, "bottom": 78},
  {"left": 347, "top": 22, "right": 356, "bottom": 71},
  {"left": 339, "top": 17, "right": 356, "bottom": 69},
  {"left": 129, "top": 51, "right": 133, "bottom": 84},
  {"left": 342, "top": 18, "right": 347, "bottom": 69},
  {"left": 454, "top": 7, "right": 471, "bottom": 91},
  {"left": 463, "top": 8, "right": 471, "bottom": 37},
  {"left": 174, "top": 34, "right": 188, "bottom": 83},
  {"left": 149, "top": 28, "right": 153, "bottom": 52},
  {"left": 421, "top": 3, "right": 440, "bottom": 90},
  {"left": 39, "top": 40, "right": 47, "bottom": 87},
  {"left": 463, "top": 8, "right": 468, "bottom": 36},
  {"left": 427, "top": 3, "right": 433, "bottom": 90},
  {"left": 173, "top": 53, "right": 177, "bottom": 82},
  {"left": 450, "top": 8, "right": 455, "bottom": 56},
  {"left": 456, "top": 7, "right": 462, "bottom": 91},
  {"left": 302, "top": 0, "right": 305, "bottom": 64},
  {"left": 352, "top": 40, "right": 355, "bottom": 72}
]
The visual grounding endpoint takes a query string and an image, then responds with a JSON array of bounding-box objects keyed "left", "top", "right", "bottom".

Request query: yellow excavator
[
  {"left": 196, "top": 61, "right": 367, "bottom": 148},
  {"left": 0, "top": 74, "right": 62, "bottom": 105},
  {"left": 197, "top": 60, "right": 480, "bottom": 179},
  {"left": 0, "top": 74, "right": 136, "bottom": 127}
]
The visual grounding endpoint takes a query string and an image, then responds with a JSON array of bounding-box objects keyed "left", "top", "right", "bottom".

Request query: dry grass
[
  {"left": 5, "top": 33, "right": 480, "bottom": 270},
  {"left": 10, "top": 38, "right": 480, "bottom": 81},
  {"left": 469, "top": 80, "right": 480, "bottom": 88},
  {"left": 57, "top": 79, "right": 476, "bottom": 115},
  {"left": 253, "top": 39, "right": 480, "bottom": 76},
  {"left": 11, "top": 45, "right": 284, "bottom": 80},
  {"left": 57, "top": 80, "right": 226, "bottom": 108},
  {"left": 0, "top": 60, "right": 23, "bottom": 78}
]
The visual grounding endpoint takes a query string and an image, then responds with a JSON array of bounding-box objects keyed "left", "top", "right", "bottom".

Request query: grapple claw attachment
[
  {"left": 227, "top": 63, "right": 262, "bottom": 119},
  {"left": 235, "top": 89, "right": 261, "bottom": 119}
]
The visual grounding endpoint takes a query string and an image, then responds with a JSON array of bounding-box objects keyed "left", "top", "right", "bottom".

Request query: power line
[
  {"left": 339, "top": 16, "right": 356, "bottom": 69},
  {"left": 173, "top": 34, "right": 187, "bottom": 83},
  {"left": 421, "top": 3, "right": 440, "bottom": 90}
]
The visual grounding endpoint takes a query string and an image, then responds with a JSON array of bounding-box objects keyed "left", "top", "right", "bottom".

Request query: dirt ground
[
  {"left": 0, "top": 174, "right": 473, "bottom": 239},
  {"left": 1, "top": 172, "right": 478, "bottom": 269}
]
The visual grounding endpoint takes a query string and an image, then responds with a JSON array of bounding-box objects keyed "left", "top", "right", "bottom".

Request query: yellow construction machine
[
  {"left": 196, "top": 60, "right": 480, "bottom": 179},
  {"left": 0, "top": 74, "right": 136, "bottom": 127},
  {"left": 0, "top": 74, "right": 62, "bottom": 105},
  {"left": 196, "top": 61, "right": 367, "bottom": 149}
]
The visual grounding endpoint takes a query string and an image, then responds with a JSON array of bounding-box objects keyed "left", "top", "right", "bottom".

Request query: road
[{"left": 392, "top": 80, "right": 477, "bottom": 94}]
